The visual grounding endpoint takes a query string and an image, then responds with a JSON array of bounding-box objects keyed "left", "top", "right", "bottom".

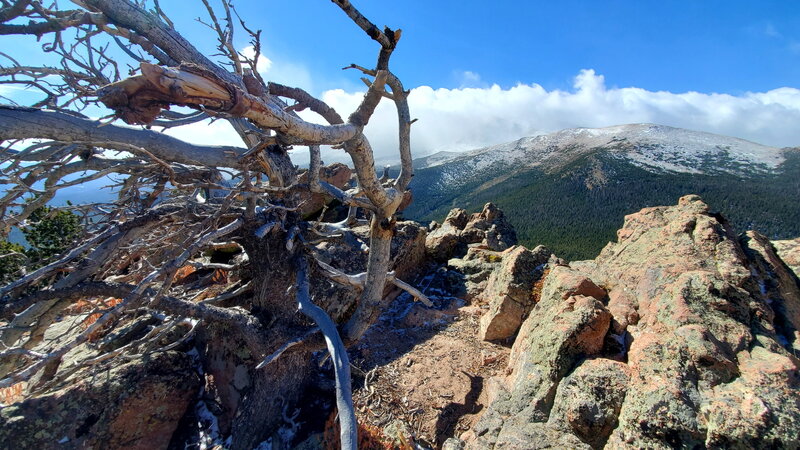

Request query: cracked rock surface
[{"left": 466, "top": 195, "right": 800, "bottom": 449}]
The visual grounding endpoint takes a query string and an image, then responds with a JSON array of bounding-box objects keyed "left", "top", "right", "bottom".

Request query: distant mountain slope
[
  {"left": 403, "top": 124, "right": 800, "bottom": 260},
  {"left": 407, "top": 150, "right": 462, "bottom": 169}
]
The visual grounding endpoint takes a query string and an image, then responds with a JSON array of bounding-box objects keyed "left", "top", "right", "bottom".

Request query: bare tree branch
[
  {"left": 0, "top": 1, "right": 423, "bottom": 447},
  {"left": 293, "top": 252, "right": 356, "bottom": 450},
  {"left": 0, "top": 106, "right": 249, "bottom": 168}
]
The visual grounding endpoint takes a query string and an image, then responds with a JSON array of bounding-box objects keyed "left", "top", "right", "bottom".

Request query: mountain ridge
[
  {"left": 414, "top": 123, "right": 789, "bottom": 174},
  {"left": 402, "top": 124, "right": 800, "bottom": 260}
]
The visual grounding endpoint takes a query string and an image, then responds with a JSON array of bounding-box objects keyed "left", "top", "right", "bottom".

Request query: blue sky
[
  {"left": 170, "top": 0, "right": 800, "bottom": 162},
  {"left": 3, "top": 1, "right": 800, "bottom": 162},
  {"left": 211, "top": 0, "right": 800, "bottom": 94}
]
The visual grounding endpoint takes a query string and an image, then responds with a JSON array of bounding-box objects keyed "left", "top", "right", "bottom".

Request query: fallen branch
[
  {"left": 316, "top": 260, "right": 433, "bottom": 307},
  {"left": 256, "top": 326, "right": 319, "bottom": 369}
]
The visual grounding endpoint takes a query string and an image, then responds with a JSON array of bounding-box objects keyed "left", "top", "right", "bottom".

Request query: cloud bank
[{"left": 169, "top": 69, "right": 800, "bottom": 165}]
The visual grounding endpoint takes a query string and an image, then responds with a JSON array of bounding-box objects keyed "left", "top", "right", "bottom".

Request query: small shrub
[
  {"left": 23, "top": 206, "right": 81, "bottom": 262},
  {"left": 0, "top": 239, "right": 26, "bottom": 284}
]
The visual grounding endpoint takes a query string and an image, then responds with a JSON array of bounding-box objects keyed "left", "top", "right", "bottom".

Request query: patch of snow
[
  {"left": 185, "top": 345, "right": 226, "bottom": 450},
  {"left": 624, "top": 152, "right": 704, "bottom": 174},
  {"left": 414, "top": 151, "right": 463, "bottom": 169},
  {"left": 194, "top": 397, "right": 224, "bottom": 450},
  {"left": 749, "top": 268, "right": 770, "bottom": 296}
]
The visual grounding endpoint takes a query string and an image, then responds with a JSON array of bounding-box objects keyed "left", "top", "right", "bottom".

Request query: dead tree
[{"left": 0, "top": 1, "right": 426, "bottom": 448}]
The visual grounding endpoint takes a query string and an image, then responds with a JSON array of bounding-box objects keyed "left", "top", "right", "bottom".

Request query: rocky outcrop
[
  {"left": 390, "top": 221, "right": 428, "bottom": 282},
  {"left": 463, "top": 203, "right": 517, "bottom": 251},
  {"left": 0, "top": 351, "right": 200, "bottom": 449},
  {"left": 479, "top": 245, "right": 551, "bottom": 341},
  {"left": 447, "top": 247, "right": 504, "bottom": 301},
  {"left": 426, "top": 203, "right": 517, "bottom": 261},
  {"left": 6, "top": 196, "right": 798, "bottom": 449},
  {"left": 469, "top": 195, "right": 800, "bottom": 449},
  {"left": 426, "top": 208, "right": 470, "bottom": 261},
  {"left": 593, "top": 195, "right": 800, "bottom": 449},
  {"left": 547, "top": 359, "right": 630, "bottom": 448},
  {"left": 774, "top": 236, "right": 800, "bottom": 277},
  {"left": 470, "top": 265, "right": 611, "bottom": 448}
]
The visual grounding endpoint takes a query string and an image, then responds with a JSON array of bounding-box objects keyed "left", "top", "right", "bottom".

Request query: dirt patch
[{"left": 349, "top": 289, "right": 509, "bottom": 448}]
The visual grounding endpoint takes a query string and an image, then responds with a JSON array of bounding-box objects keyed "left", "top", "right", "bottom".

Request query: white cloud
[
  {"left": 316, "top": 69, "right": 800, "bottom": 164},
  {"left": 0, "top": 83, "right": 46, "bottom": 104},
  {"left": 0, "top": 84, "right": 26, "bottom": 95},
  {"left": 240, "top": 45, "right": 314, "bottom": 93},
  {"left": 162, "top": 117, "right": 243, "bottom": 147},
  {"left": 157, "top": 69, "right": 800, "bottom": 166},
  {"left": 457, "top": 70, "right": 486, "bottom": 89},
  {"left": 239, "top": 46, "right": 273, "bottom": 73}
]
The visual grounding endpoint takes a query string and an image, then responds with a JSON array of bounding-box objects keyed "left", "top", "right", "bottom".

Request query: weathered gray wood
[
  {"left": 0, "top": 2, "right": 421, "bottom": 448},
  {"left": 293, "top": 254, "right": 357, "bottom": 449},
  {"left": 0, "top": 106, "right": 248, "bottom": 168}
]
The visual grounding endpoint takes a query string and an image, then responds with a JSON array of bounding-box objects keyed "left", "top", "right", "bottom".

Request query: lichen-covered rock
[
  {"left": 471, "top": 195, "right": 800, "bottom": 448},
  {"left": 587, "top": 195, "right": 800, "bottom": 448},
  {"left": 390, "top": 221, "right": 428, "bottom": 282},
  {"left": 426, "top": 208, "right": 469, "bottom": 261},
  {"left": 0, "top": 351, "right": 200, "bottom": 449},
  {"left": 447, "top": 246, "right": 504, "bottom": 301},
  {"left": 442, "top": 437, "right": 466, "bottom": 450},
  {"left": 472, "top": 265, "right": 611, "bottom": 447},
  {"left": 492, "top": 422, "right": 591, "bottom": 450},
  {"left": 773, "top": 236, "right": 800, "bottom": 277},
  {"left": 592, "top": 195, "right": 800, "bottom": 448},
  {"left": 479, "top": 245, "right": 550, "bottom": 341},
  {"left": 426, "top": 204, "right": 517, "bottom": 261},
  {"left": 463, "top": 203, "right": 517, "bottom": 252},
  {"left": 547, "top": 359, "right": 630, "bottom": 448},
  {"left": 700, "top": 345, "right": 800, "bottom": 448},
  {"left": 382, "top": 419, "right": 416, "bottom": 447}
]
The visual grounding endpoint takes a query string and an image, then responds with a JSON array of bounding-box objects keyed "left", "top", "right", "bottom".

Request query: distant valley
[{"left": 401, "top": 124, "right": 800, "bottom": 260}]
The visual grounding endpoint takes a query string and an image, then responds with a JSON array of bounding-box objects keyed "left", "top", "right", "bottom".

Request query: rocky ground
[
  {"left": 326, "top": 195, "right": 800, "bottom": 449},
  {"left": 3, "top": 195, "right": 800, "bottom": 449}
]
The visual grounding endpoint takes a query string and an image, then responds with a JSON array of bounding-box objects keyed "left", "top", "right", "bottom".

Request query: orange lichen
[
  {"left": 172, "top": 265, "right": 197, "bottom": 283},
  {"left": 73, "top": 297, "right": 124, "bottom": 341},
  {"left": 66, "top": 297, "right": 123, "bottom": 317},
  {"left": 211, "top": 268, "right": 228, "bottom": 284},
  {"left": 531, "top": 268, "right": 550, "bottom": 304},
  {"left": 0, "top": 382, "right": 26, "bottom": 405},
  {"left": 321, "top": 411, "right": 414, "bottom": 450}
]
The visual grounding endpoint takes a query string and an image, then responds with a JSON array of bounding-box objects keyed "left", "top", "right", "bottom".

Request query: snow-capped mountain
[
  {"left": 416, "top": 124, "right": 787, "bottom": 187},
  {"left": 404, "top": 124, "right": 800, "bottom": 260}
]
